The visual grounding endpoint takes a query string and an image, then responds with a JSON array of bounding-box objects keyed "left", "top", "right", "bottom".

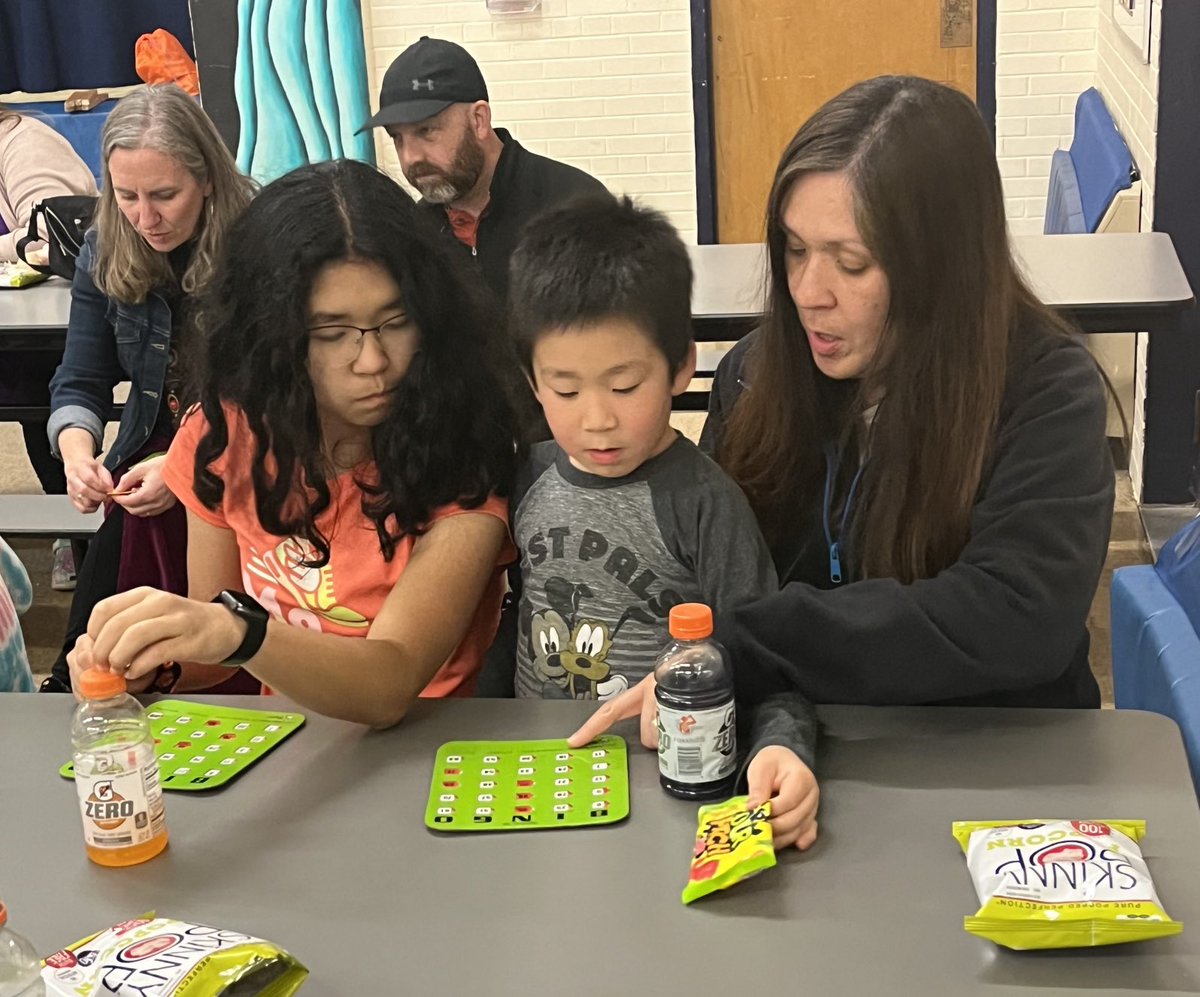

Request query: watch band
[{"left": 212, "top": 590, "right": 269, "bottom": 666}]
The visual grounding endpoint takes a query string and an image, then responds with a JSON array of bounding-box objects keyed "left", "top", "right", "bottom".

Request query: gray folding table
[{"left": 3, "top": 695, "right": 1198, "bottom": 995}]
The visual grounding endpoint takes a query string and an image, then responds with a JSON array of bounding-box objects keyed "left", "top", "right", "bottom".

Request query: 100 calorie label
[
  {"left": 75, "top": 744, "right": 165, "bottom": 848},
  {"left": 657, "top": 700, "right": 736, "bottom": 783}
]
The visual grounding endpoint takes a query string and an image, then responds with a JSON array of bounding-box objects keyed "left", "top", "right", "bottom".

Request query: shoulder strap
[{"left": 15, "top": 202, "right": 53, "bottom": 274}]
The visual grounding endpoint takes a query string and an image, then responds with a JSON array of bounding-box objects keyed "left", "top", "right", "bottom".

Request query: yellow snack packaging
[
  {"left": 41, "top": 915, "right": 308, "bottom": 996},
  {"left": 682, "top": 795, "right": 775, "bottom": 904},
  {"left": 953, "top": 819, "right": 1183, "bottom": 950}
]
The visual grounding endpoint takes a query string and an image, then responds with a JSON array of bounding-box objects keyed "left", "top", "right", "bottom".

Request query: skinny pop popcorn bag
[
  {"left": 41, "top": 915, "right": 307, "bottom": 996},
  {"left": 953, "top": 819, "right": 1182, "bottom": 950}
]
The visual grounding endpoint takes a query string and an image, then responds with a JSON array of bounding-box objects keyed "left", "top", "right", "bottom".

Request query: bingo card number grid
[
  {"left": 61, "top": 700, "right": 305, "bottom": 790},
  {"left": 425, "top": 736, "right": 630, "bottom": 832}
]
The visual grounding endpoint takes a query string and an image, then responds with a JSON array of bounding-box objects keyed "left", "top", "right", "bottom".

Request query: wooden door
[{"left": 712, "top": 0, "right": 977, "bottom": 243}]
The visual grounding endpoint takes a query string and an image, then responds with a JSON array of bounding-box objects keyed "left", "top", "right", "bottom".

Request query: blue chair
[
  {"left": 1044, "top": 88, "right": 1137, "bottom": 235},
  {"left": 1111, "top": 564, "right": 1200, "bottom": 798}
]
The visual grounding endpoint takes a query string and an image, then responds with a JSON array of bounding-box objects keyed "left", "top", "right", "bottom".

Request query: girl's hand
[
  {"left": 84, "top": 587, "right": 247, "bottom": 680},
  {"left": 112, "top": 455, "right": 177, "bottom": 518},
  {"left": 567, "top": 674, "right": 659, "bottom": 749},
  {"left": 66, "top": 632, "right": 155, "bottom": 699},
  {"left": 746, "top": 745, "right": 820, "bottom": 851},
  {"left": 63, "top": 454, "right": 114, "bottom": 513}
]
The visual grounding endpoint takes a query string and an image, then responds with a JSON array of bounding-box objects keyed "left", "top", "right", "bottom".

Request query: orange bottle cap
[
  {"left": 669, "top": 603, "right": 713, "bottom": 640},
  {"left": 0, "top": 900, "right": 7, "bottom": 928},
  {"left": 77, "top": 667, "right": 127, "bottom": 699}
]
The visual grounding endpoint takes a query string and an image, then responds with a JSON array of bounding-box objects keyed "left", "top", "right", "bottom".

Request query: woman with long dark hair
[
  {"left": 572, "top": 77, "right": 1113, "bottom": 768},
  {"left": 68, "top": 159, "right": 518, "bottom": 726}
]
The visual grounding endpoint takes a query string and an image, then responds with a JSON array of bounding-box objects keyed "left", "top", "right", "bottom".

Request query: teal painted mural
[{"left": 192, "top": 0, "right": 375, "bottom": 183}]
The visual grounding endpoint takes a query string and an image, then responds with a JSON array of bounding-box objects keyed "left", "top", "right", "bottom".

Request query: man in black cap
[{"left": 361, "top": 36, "right": 607, "bottom": 302}]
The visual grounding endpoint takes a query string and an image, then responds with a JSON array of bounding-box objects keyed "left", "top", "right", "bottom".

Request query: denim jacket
[{"left": 48, "top": 228, "right": 174, "bottom": 472}]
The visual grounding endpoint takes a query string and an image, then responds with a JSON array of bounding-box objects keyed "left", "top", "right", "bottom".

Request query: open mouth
[{"left": 807, "top": 329, "right": 842, "bottom": 357}]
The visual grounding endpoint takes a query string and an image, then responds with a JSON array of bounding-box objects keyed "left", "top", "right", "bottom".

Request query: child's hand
[
  {"left": 66, "top": 633, "right": 155, "bottom": 700},
  {"left": 746, "top": 745, "right": 819, "bottom": 851},
  {"left": 567, "top": 673, "right": 658, "bottom": 749}
]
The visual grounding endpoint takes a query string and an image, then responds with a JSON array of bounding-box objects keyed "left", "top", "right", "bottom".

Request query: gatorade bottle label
[
  {"left": 75, "top": 745, "right": 165, "bottom": 849},
  {"left": 657, "top": 701, "right": 737, "bottom": 784}
]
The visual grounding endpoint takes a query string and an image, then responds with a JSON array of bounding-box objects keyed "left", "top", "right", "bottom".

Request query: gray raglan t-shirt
[{"left": 513, "top": 436, "right": 778, "bottom": 700}]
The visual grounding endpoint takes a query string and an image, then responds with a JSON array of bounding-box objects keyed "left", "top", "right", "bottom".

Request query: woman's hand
[
  {"left": 112, "top": 455, "right": 177, "bottom": 518},
  {"left": 63, "top": 453, "right": 114, "bottom": 514},
  {"left": 567, "top": 674, "right": 659, "bottom": 749},
  {"left": 81, "top": 587, "right": 247, "bottom": 681},
  {"left": 746, "top": 746, "right": 820, "bottom": 851}
]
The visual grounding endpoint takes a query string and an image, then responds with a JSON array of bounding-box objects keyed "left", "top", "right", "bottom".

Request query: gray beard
[{"left": 414, "top": 176, "right": 464, "bottom": 204}]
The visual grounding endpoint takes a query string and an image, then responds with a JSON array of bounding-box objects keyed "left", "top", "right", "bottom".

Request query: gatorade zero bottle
[
  {"left": 72, "top": 668, "right": 169, "bottom": 867},
  {"left": 654, "top": 603, "right": 736, "bottom": 800}
]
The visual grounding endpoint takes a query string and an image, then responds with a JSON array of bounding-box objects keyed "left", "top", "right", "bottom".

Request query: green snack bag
[
  {"left": 682, "top": 795, "right": 776, "bottom": 904},
  {"left": 41, "top": 915, "right": 308, "bottom": 996}
]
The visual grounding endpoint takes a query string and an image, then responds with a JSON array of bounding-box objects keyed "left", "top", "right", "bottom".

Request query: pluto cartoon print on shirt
[{"left": 527, "top": 576, "right": 655, "bottom": 701}]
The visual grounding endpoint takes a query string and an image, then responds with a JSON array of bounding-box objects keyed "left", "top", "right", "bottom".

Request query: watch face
[
  {"left": 225, "top": 591, "right": 255, "bottom": 613},
  {"left": 219, "top": 590, "right": 265, "bottom": 619}
]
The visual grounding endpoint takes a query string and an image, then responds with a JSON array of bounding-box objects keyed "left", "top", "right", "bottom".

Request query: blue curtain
[
  {"left": 0, "top": 0, "right": 194, "bottom": 92},
  {"left": 234, "top": 0, "right": 374, "bottom": 183}
]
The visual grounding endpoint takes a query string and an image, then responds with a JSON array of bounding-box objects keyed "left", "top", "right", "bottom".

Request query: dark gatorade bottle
[{"left": 654, "top": 603, "right": 736, "bottom": 800}]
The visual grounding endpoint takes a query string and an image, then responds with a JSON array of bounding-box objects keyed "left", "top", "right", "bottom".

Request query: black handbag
[{"left": 16, "top": 194, "right": 97, "bottom": 281}]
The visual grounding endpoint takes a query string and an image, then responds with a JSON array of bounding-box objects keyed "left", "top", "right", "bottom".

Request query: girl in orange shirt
[{"left": 67, "top": 159, "right": 519, "bottom": 727}]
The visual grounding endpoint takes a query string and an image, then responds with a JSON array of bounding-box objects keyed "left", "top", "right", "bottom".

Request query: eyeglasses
[{"left": 307, "top": 314, "right": 420, "bottom": 366}]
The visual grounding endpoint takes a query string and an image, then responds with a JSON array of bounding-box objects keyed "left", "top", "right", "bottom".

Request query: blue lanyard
[{"left": 822, "top": 442, "right": 866, "bottom": 585}]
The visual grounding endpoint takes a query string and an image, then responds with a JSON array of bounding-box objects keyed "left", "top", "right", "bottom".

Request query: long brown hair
[
  {"left": 720, "top": 76, "right": 1076, "bottom": 583},
  {"left": 92, "top": 85, "right": 256, "bottom": 303}
]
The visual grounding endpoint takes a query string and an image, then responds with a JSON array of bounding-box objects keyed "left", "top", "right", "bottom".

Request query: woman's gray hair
[{"left": 92, "top": 84, "right": 256, "bottom": 303}]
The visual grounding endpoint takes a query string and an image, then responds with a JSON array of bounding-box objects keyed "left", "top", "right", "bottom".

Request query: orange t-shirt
[{"left": 161, "top": 405, "right": 514, "bottom": 697}]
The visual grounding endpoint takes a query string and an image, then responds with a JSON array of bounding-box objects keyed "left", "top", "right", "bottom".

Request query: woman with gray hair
[{"left": 41, "top": 84, "right": 255, "bottom": 693}]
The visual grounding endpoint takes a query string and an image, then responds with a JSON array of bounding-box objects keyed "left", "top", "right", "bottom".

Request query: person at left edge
[
  {"left": 359, "top": 36, "right": 607, "bottom": 305},
  {"left": 0, "top": 104, "right": 99, "bottom": 591},
  {"left": 67, "top": 159, "right": 519, "bottom": 728}
]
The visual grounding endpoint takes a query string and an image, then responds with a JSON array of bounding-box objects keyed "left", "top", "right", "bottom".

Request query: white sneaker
[{"left": 51, "top": 538, "right": 76, "bottom": 591}]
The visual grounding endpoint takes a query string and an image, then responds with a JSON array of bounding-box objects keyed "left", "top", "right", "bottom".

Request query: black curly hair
[
  {"left": 191, "top": 158, "right": 517, "bottom": 566},
  {"left": 508, "top": 194, "right": 693, "bottom": 377}
]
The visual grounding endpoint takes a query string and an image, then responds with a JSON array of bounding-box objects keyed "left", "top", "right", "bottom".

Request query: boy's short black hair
[{"left": 509, "top": 194, "right": 693, "bottom": 376}]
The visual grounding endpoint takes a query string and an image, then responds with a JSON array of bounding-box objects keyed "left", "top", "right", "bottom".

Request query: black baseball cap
[{"left": 359, "top": 37, "right": 489, "bottom": 132}]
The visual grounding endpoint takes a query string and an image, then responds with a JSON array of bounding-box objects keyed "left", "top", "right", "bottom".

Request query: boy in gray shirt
[
  {"left": 501, "top": 196, "right": 819, "bottom": 848},
  {"left": 509, "top": 198, "right": 775, "bottom": 700}
]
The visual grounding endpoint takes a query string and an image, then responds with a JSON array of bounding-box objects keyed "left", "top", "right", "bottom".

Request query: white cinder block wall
[
  {"left": 360, "top": 0, "right": 699, "bottom": 242},
  {"left": 997, "top": 0, "right": 1163, "bottom": 498},
  {"left": 1096, "top": 0, "right": 1162, "bottom": 499},
  {"left": 995, "top": 0, "right": 1098, "bottom": 236}
]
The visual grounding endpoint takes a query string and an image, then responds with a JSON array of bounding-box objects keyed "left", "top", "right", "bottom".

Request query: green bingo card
[
  {"left": 425, "top": 736, "right": 630, "bottom": 832},
  {"left": 60, "top": 700, "right": 305, "bottom": 791}
]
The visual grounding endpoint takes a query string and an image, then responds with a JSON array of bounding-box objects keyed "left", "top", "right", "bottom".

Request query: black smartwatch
[{"left": 211, "top": 590, "right": 269, "bottom": 666}]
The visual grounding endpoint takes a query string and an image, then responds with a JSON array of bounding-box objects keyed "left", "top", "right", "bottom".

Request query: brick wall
[
  {"left": 1095, "top": 0, "right": 1162, "bottom": 499},
  {"left": 361, "top": 0, "right": 699, "bottom": 241},
  {"left": 995, "top": 0, "right": 1098, "bottom": 236}
]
